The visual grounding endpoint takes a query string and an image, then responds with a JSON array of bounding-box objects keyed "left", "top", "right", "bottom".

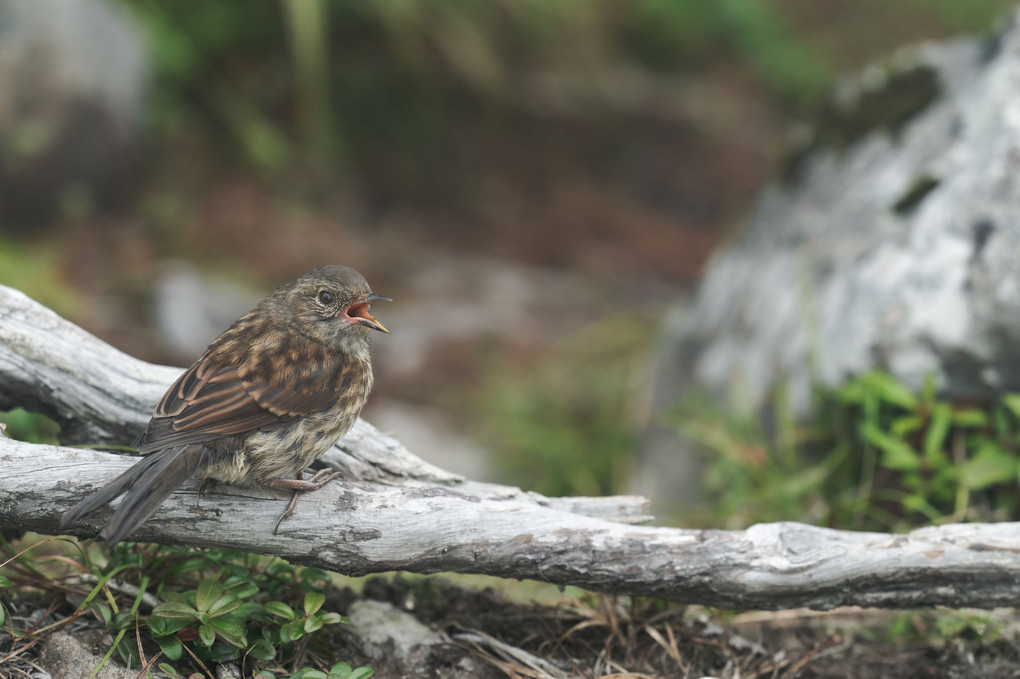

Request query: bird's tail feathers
[{"left": 61, "top": 446, "right": 203, "bottom": 544}]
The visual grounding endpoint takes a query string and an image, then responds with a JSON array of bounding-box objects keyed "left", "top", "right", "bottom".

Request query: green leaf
[
  {"left": 920, "top": 372, "right": 938, "bottom": 403},
  {"left": 248, "top": 639, "right": 277, "bottom": 662},
  {"left": 930, "top": 465, "right": 959, "bottom": 501},
  {"left": 157, "top": 636, "right": 183, "bottom": 661},
  {"left": 223, "top": 574, "right": 251, "bottom": 587},
  {"left": 962, "top": 444, "right": 1017, "bottom": 489},
  {"left": 207, "top": 595, "right": 243, "bottom": 618},
  {"left": 994, "top": 407, "right": 1011, "bottom": 437},
  {"left": 888, "top": 612, "right": 916, "bottom": 640},
  {"left": 1001, "top": 393, "right": 1020, "bottom": 419},
  {"left": 864, "top": 372, "right": 918, "bottom": 409},
  {"left": 111, "top": 609, "right": 134, "bottom": 631},
  {"left": 318, "top": 612, "right": 346, "bottom": 626},
  {"left": 199, "top": 623, "right": 216, "bottom": 647},
  {"left": 168, "top": 557, "right": 214, "bottom": 579},
  {"left": 298, "top": 567, "right": 331, "bottom": 583},
  {"left": 210, "top": 618, "right": 248, "bottom": 648},
  {"left": 160, "top": 591, "right": 188, "bottom": 605},
  {"left": 286, "top": 619, "right": 306, "bottom": 642},
  {"left": 836, "top": 378, "right": 866, "bottom": 404},
  {"left": 233, "top": 602, "right": 264, "bottom": 620},
  {"left": 147, "top": 616, "right": 170, "bottom": 636},
  {"left": 900, "top": 493, "right": 943, "bottom": 521},
  {"left": 952, "top": 408, "right": 988, "bottom": 427},
  {"left": 150, "top": 602, "right": 197, "bottom": 636},
  {"left": 935, "top": 614, "right": 972, "bottom": 638},
  {"left": 0, "top": 575, "right": 12, "bottom": 588},
  {"left": 114, "top": 633, "right": 140, "bottom": 667},
  {"left": 332, "top": 664, "right": 377, "bottom": 676},
  {"left": 224, "top": 579, "right": 260, "bottom": 600},
  {"left": 862, "top": 423, "right": 919, "bottom": 471},
  {"left": 890, "top": 415, "right": 922, "bottom": 438},
  {"left": 94, "top": 602, "right": 112, "bottom": 627},
  {"left": 292, "top": 670, "right": 327, "bottom": 679},
  {"left": 208, "top": 639, "right": 238, "bottom": 663},
  {"left": 304, "top": 616, "right": 323, "bottom": 634},
  {"left": 195, "top": 579, "right": 225, "bottom": 612},
  {"left": 158, "top": 662, "right": 181, "bottom": 678},
  {"left": 266, "top": 560, "right": 294, "bottom": 577},
  {"left": 327, "top": 662, "right": 352, "bottom": 679},
  {"left": 922, "top": 402, "right": 951, "bottom": 465},
  {"left": 265, "top": 601, "right": 296, "bottom": 620},
  {"left": 779, "top": 462, "right": 829, "bottom": 496},
  {"left": 304, "top": 591, "right": 326, "bottom": 616}
]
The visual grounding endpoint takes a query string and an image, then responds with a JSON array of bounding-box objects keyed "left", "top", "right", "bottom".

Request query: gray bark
[{"left": 2, "top": 283, "right": 1020, "bottom": 609}]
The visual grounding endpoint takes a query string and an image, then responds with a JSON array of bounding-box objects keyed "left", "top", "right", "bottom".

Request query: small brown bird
[{"left": 62, "top": 265, "right": 389, "bottom": 544}]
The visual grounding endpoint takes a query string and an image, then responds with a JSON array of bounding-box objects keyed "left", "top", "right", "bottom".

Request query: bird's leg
[
  {"left": 196, "top": 477, "right": 215, "bottom": 509},
  {"left": 198, "top": 477, "right": 214, "bottom": 496},
  {"left": 269, "top": 468, "right": 339, "bottom": 491},
  {"left": 265, "top": 469, "right": 341, "bottom": 534}
]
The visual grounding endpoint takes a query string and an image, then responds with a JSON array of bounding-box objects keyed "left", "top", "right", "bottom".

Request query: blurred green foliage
[
  {"left": 920, "top": 0, "right": 1019, "bottom": 30},
  {"left": 113, "top": 0, "right": 1019, "bottom": 188},
  {"left": 677, "top": 371, "right": 1020, "bottom": 531},
  {"left": 888, "top": 608, "right": 1003, "bottom": 644},
  {"left": 0, "top": 238, "right": 82, "bottom": 319},
  {"left": 0, "top": 408, "right": 60, "bottom": 445},
  {"left": 124, "top": 1, "right": 293, "bottom": 171},
  {"left": 476, "top": 317, "right": 650, "bottom": 497},
  {"left": 623, "top": 0, "right": 832, "bottom": 103}
]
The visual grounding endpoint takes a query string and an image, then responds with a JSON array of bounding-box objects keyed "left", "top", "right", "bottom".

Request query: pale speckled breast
[{"left": 199, "top": 368, "right": 372, "bottom": 486}]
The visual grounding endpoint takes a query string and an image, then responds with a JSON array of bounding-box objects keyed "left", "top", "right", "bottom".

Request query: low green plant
[
  {"left": 0, "top": 538, "right": 372, "bottom": 679},
  {"left": 1, "top": 406, "right": 372, "bottom": 676},
  {"left": 677, "top": 371, "right": 1020, "bottom": 531},
  {"left": 887, "top": 609, "right": 1003, "bottom": 643}
]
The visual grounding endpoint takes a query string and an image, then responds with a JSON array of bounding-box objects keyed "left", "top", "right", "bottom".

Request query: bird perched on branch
[{"left": 62, "top": 264, "right": 390, "bottom": 544}]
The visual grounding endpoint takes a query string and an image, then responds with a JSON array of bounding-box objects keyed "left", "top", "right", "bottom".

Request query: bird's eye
[{"left": 317, "top": 290, "right": 335, "bottom": 305}]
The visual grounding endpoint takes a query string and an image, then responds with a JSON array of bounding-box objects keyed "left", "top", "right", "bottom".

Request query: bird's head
[{"left": 270, "top": 265, "right": 390, "bottom": 356}]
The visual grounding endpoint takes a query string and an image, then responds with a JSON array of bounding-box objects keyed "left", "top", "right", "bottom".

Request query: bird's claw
[{"left": 270, "top": 469, "right": 342, "bottom": 534}]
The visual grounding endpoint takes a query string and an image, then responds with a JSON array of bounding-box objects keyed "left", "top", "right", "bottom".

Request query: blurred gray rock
[
  {"left": 638, "top": 14, "right": 1020, "bottom": 508},
  {"left": 0, "top": 0, "right": 147, "bottom": 227},
  {"left": 347, "top": 599, "right": 444, "bottom": 662},
  {"left": 40, "top": 631, "right": 135, "bottom": 679}
]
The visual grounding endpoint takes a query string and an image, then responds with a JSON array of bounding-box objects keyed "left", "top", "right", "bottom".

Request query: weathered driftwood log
[{"left": 2, "top": 283, "right": 1020, "bottom": 609}]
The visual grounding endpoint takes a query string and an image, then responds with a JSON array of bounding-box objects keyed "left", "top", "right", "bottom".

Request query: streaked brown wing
[{"left": 136, "top": 333, "right": 347, "bottom": 453}]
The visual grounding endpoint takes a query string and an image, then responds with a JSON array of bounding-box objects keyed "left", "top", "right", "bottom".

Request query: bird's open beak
[{"left": 345, "top": 293, "right": 391, "bottom": 333}]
